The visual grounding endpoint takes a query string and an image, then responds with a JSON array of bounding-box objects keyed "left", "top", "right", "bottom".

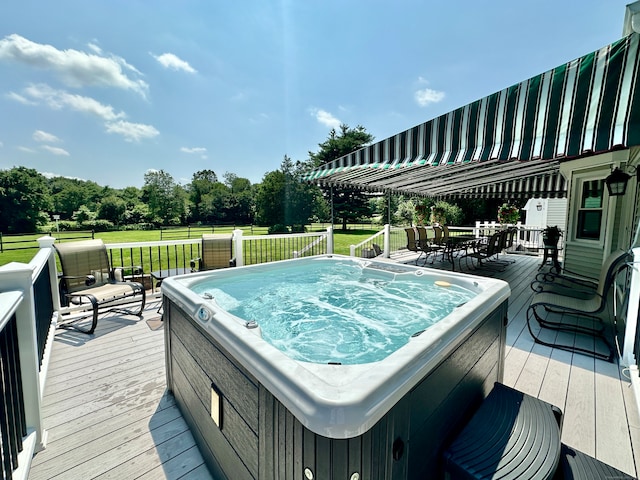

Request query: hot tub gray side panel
[
  {"left": 166, "top": 300, "right": 259, "bottom": 479},
  {"left": 165, "top": 296, "right": 507, "bottom": 480}
]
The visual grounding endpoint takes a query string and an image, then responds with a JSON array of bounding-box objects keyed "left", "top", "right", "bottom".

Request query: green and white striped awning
[{"left": 305, "top": 33, "right": 640, "bottom": 199}]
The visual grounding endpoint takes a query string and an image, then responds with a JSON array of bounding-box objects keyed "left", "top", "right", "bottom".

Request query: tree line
[{"left": 0, "top": 125, "right": 508, "bottom": 234}]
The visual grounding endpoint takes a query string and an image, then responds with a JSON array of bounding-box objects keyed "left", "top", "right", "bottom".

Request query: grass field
[{"left": 0, "top": 225, "right": 386, "bottom": 267}]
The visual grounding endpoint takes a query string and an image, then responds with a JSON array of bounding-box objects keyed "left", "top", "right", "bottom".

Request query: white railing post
[
  {"left": 233, "top": 229, "right": 244, "bottom": 267},
  {"left": 326, "top": 226, "right": 334, "bottom": 254},
  {"left": 350, "top": 245, "right": 356, "bottom": 257},
  {"left": 384, "top": 224, "right": 391, "bottom": 258},
  {"left": 38, "top": 236, "right": 61, "bottom": 311},
  {"left": 0, "top": 261, "right": 47, "bottom": 453}
]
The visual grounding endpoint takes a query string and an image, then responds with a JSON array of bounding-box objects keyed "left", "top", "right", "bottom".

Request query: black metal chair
[{"left": 526, "top": 249, "right": 631, "bottom": 361}]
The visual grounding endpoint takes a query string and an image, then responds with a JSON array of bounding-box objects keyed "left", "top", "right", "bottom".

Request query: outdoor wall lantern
[
  {"left": 536, "top": 203, "right": 543, "bottom": 211},
  {"left": 605, "top": 167, "right": 632, "bottom": 196}
]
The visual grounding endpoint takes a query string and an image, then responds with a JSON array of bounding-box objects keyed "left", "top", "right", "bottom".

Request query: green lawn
[{"left": 0, "top": 226, "right": 387, "bottom": 267}]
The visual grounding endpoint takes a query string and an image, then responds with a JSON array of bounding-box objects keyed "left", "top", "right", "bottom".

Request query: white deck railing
[
  {"left": 0, "top": 239, "right": 58, "bottom": 480},
  {"left": 623, "top": 249, "right": 640, "bottom": 417}
]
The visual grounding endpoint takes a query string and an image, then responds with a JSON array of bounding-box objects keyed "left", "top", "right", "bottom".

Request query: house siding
[{"left": 563, "top": 242, "right": 604, "bottom": 279}]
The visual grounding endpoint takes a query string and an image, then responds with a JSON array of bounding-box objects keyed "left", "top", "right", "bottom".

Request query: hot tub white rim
[{"left": 162, "top": 255, "right": 510, "bottom": 438}]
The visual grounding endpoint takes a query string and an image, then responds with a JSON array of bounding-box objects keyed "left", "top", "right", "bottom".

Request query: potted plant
[
  {"left": 542, "top": 225, "right": 562, "bottom": 248},
  {"left": 497, "top": 203, "right": 520, "bottom": 224}
]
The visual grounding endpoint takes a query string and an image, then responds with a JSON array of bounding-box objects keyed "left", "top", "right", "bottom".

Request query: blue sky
[{"left": 0, "top": 1, "right": 633, "bottom": 189}]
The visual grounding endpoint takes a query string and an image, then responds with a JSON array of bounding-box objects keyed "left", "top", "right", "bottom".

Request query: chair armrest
[{"left": 59, "top": 273, "right": 96, "bottom": 286}]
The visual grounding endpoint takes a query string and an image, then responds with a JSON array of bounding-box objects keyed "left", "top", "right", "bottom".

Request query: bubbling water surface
[{"left": 191, "top": 260, "right": 475, "bottom": 364}]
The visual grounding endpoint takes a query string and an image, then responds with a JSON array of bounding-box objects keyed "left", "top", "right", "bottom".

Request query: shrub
[
  {"left": 268, "top": 224, "right": 289, "bottom": 234},
  {"left": 56, "top": 220, "right": 77, "bottom": 231},
  {"left": 81, "top": 220, "right": 115, "bottom": 232},
  {"left": 121, "top": 223, "right": 155, "bottom": 231},
  {"left": 430, "top": 201, "right": 463, "bottom": 226}
]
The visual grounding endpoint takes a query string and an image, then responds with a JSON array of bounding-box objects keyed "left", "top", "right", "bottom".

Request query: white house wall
[{"left": 559, "top": 150, "right": 630, "bottom": 279}]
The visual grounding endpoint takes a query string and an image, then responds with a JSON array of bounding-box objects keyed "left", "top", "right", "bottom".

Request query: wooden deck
[{"left": 28, "top": 253, "right": 640, "bottom": 479}]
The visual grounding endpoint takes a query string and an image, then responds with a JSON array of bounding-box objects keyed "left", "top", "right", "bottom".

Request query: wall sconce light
[
  {"left": 536, "top": 203, "right": 543, "bottom": 211},
  {"left": 605, "top": 167, "right": 632, "bottom": 196}
]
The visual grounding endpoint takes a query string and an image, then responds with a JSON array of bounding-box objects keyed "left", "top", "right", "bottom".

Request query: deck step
[
  {"left": 443, "top": 382, "right": 562, "bottom": 480},
  {"left": 559, "top": 444, "right": 635, "bottom": 479}
]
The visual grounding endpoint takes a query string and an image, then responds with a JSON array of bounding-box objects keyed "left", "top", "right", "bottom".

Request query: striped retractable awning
[{"left": 305, "top": 33, "right": 640, "bottom": 198}]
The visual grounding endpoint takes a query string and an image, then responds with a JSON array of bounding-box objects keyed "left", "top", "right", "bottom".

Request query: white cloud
[
  {"left": 181, "top": 146, "right": 208, "bottom": 159},
  {"left": 17, "top": 146, "right": 36, "bottom": 153},
  {"left": 105, "top": 120, "right": 160, "bottom": 142},
  {"left": 152, "top": 52, "right": 197, "bottom": 74},
  {"left": 311, "top": 108, "right": 341, "bottom": 129},
  {"left": 33, "top": 130, "right": 61, "bottom": 143},
  {"left": 23, "top": 83, "right": 125, "bottom": 121},
  {"left": 414, "top": 88, "right": 445, "bottom": 107},
  {"left": 181, "top": 147, "right": 207, "bottom": 154},
  {"left": 0, "top": 34, "right": 149, "bottom": 97},
  {"left": 414, "top": 78, "right": 445, "bottom": 107},
  {"left": 13, "top": 84, "right": 157, "bottom": 143},
  {"left": 87, "top": 42, "right": 102, "bottom": 55},
  {"left": 6, "top": 91, "right": 37, "bottom": 105},
  {"left": 41, "top": 171, "right": 85, "bottom": 181},
  {"left": 41, "top": 145, "right": 69, "bottom": 156}
]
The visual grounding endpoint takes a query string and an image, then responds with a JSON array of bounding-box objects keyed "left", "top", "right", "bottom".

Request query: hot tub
[{"left": 161, "top": 255, "right": 510, "bottom": 479}]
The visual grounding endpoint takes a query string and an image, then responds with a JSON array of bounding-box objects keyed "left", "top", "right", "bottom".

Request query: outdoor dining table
[{"left": 443, "top": 235, "right": 478, "bottom": 270}]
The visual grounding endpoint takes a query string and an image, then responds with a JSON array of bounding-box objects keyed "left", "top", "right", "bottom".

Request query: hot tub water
[{"left": 190, "top": 259, "right": 476, "bottom": 364}]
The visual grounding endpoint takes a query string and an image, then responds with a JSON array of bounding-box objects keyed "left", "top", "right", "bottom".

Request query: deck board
[{"left": 28, "top": 252, "right": 640, "bottom": 479}]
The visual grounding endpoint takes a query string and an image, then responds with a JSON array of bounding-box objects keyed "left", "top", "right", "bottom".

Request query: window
[{"left": 576, "top": 179, "right": 604, "bottom": 240}]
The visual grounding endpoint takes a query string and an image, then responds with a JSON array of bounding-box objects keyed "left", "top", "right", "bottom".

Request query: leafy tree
[
  {"left": 307, "top": 124, "right": 374, "bottom": 230},
  {"left": 97, "top": 196, "right": 126, "bottom": 225},
  {"left": 255, "top": 156, "right": 317, "bottom": 229},
  {"left": 370, "top": 194, "right": 404, "bottom": 225},
  {"left": 48, "top": 177, "right": 103, "bottom": 219},
  {"left": 395, "top": 197, "right": 416, "bottom": 226},
  {"left": 72, "top": 205, "right": 96, "bottom": 224},
  {"left": 255, "top": 170, "right": 286, "bottom": 226},
  {"left": 0, "top": 166, "right": 52, "bottom": 233},
  {"left": 188, "top": 169, "right": 219, "bottom": 222},
  {"left": 123, "top": 203, "right": 151, "bottom": 224},
  {"left": 119, "top": 186, "right": 142, "bottom": 208},
  {"left": 224, "top": 173, "right": 255, "bottom": 224},
  {"left": 208, "top": 182, "right": 233, "bottom": 222},
  {"left": 141, "top": 170, "right": 186, "bottom": 225},
  {"left": 430, "top": 200, "right": 463, "bottom": 225}
]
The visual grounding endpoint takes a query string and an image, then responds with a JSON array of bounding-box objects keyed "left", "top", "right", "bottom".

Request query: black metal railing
[
  {"left": 242, "top": 234, "right": 328, "bottom": 265},
  {"left": 0, "top": 231, "right": 95, "bottom": 253},
  {"left": 102, "top": 231, "right": 331, "bottom": 287},
  {"left": 0, "top": 312, "right": 27, "bottom": 479},
  {"left": 33, "top": 261, "right": 54, "bottom": 369},
  {"left": 159, "top": 225, "right": 221, "bottom": 240}
]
